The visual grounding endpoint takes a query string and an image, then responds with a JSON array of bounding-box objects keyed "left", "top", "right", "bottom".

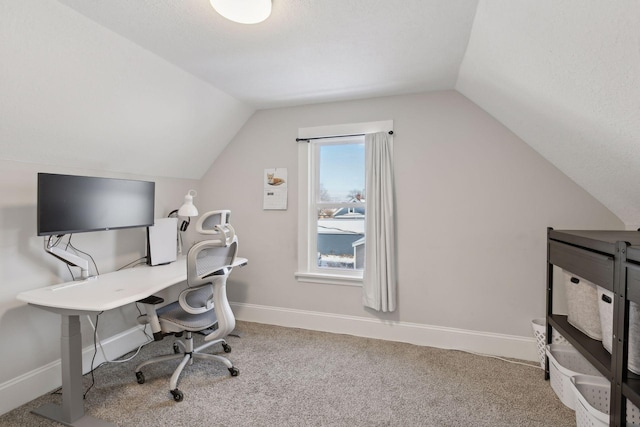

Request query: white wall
[
  {"left": 0, "top": 159, "right": 199, "bottom": 412},
  {"left": 198, "top": 90, "right": 623, "bottom": 349},
  {"left": 457, "top": 0, "right": 640, "bottom": 229},
  {"left": 0, "top": 0, "right": 627, "bottom": 412},
  {"left": 0, "top": 0, "right": 253, "bottom": 180},
  {"left": 0, "top": 0, "right": 220, "bottom": 413},
  {"left": 1, "top": 87, "right": 623, "bottom": 414}
]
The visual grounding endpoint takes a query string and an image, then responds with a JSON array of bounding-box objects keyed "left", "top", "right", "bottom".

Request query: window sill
[{"left": 294, "top": 272, "right": 363, "bottom": 287}]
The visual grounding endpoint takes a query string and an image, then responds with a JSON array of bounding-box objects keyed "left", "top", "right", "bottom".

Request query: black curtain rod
[{"left": 296, "top": 130, "right": 393, "bottom": 142}]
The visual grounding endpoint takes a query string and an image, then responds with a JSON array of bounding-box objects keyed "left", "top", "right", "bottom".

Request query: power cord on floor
[
  {"left": 80, "top": 308, "right": 155, "bottom": 399},
  {"left": 83, "top": 259, "right": 155, "bottom": 365},
  {"left": 49, "top": 257, "right": 155, "bottom": 399},
  {"left": 85, "top": 313, "right": 153, "bottom": 366},
  {"left": 457, "top": 349, "right": 543, "bottom": 369},
  {"left": 49, "top": 311, "right": 106, "bottom": 399}
]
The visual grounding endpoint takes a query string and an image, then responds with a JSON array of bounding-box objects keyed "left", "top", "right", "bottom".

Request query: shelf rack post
[
  {"left": 545, "top": 227, "right": 554, "bottom": 380},
  {"left": 612, "top": 241, "right": 630, "bottom": 427}
]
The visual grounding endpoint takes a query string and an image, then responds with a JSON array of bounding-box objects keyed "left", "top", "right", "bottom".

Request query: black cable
[
  {"left": 45, "top": 235, "right": 77, "bottom": 280},
  {"left": 117, "top": 256, "right": 147, "bottom": 271},
  {"left": 51, "top": 234, "right": 97, "bottom": 280},
  {"left": 66, "top": 262, "right": 76, "bottom": 281},
  {"left": 83, "top": 311, "right": 104, "bottom": 399},
  {"left": 168, "top": 209, "right": 190, "bottom": 232},
  {"left": 67, "top": 235, "right": 99, "bottom": 276}
]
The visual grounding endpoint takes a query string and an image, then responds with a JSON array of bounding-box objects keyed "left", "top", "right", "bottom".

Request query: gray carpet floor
[{"left": 0, "top": 321, "right": 575, "bottom": 426}]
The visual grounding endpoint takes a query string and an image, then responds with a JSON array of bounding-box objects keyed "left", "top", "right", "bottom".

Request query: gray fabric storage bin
[
  {"left": 564, "top": 271, "right": 602, "bottom": 341},
  {"left": 597, "top": 286, "right": 640, "bottom": 374}
]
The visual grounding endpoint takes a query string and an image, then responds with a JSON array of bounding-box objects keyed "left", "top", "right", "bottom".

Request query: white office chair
[{"left": 135, "top": 222, "right": 240, "bottom": 402}]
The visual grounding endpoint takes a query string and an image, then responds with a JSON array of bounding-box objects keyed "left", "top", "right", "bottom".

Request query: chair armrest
[
  {"left": 137, "top": 295, "right": 165, "bottom": 341},
  {"left": 137, "top": 295, "right": 164, "bottom": 305},
  {"left": 178, "top": 284, "right": 215, "bottom": 315}
]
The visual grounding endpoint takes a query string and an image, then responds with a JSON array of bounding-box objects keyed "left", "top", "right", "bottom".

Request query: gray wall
[
  {"left": 0, "top": 159, "right": 199, "bottom": 385},
  {"left": 0, "top": 0, "right": 627, "bottom": 415},
  {"left": 0, "top": 82, "right": 624, "bottom": 416},
  {"left": 0, "top": 0, "right": 207, "bottom": 410},
  {"left": 198, "top": 90, "right": 624, "bottom": 337}
]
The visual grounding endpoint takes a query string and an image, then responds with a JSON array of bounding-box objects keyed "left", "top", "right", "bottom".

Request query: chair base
[{"left": 134, "top": 331, "right": 238, "bottom": 401}]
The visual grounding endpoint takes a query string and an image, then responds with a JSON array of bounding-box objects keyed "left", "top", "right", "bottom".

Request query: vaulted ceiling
[
  {"left": 3, "top": 1, "right": 639, "bottom": 226},
  {"left": 55, "top": 0, "right": 479, "bottom": 108}
]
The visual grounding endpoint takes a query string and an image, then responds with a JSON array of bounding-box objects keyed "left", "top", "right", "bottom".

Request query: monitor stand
[{"left": 44, "top": 238, "right": 89, "bottom": 280}]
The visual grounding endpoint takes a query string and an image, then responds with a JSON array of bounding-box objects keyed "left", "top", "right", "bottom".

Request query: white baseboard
[
  {"left": 1, "top": 304, "right": 538, "bottom": 417},
  {"left": 0, "top": 325, "right": 149, "bottom": 417},
  {"left": 231, "top": 302, "right": 539, "bottom": 362}
]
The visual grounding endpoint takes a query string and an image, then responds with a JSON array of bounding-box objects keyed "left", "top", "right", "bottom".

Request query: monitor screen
[{"left": 37, "top": 173, "right": 155, "bottom": 236}]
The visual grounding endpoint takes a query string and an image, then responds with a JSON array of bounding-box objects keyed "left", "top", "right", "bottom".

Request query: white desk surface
[
  {"left": 17, "top": 259, "right": 187, "bottom": 313},
  {"left": 17, "top": 257, "right": 248, "bottom": 313},
  {"left": 18, "top": 255, "right": 246, "bottom": 427}
]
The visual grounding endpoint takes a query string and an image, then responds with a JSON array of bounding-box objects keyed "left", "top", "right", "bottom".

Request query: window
[
  {"left": 314, "top": 136, "right": 365, "bottom": 272},
  {"left": 296, "top": 120, "right": 393, "bottom": 286}
]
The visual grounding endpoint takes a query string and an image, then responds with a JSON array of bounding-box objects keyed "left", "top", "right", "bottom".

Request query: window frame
[{"left": 295, "top": 120, "right": 393, "bottom": 286}]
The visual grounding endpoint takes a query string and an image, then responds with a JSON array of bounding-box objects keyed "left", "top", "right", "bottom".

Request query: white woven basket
[
  {"left": 570, "top": 375, "right": 640, "bottom": 427},
  {"left": 531, "top": 318, "right": 568, "bottom": 368},
  {"left": 546, "top": 344, "right": 602, "bottom": 410}
]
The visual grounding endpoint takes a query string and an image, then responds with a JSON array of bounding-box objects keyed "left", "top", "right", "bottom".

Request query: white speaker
[{"left": 147, "top": 217, "right": 178, "bottom": 266}]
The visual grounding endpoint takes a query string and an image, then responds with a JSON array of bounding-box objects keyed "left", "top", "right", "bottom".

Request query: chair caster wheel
[
  {"left": 229, "top": 366, "right": 239, "bottom": 376},
  {"left": 135, "top": 371, "right": 145, "bottom": 384},
  {"left": 171, "top": 389, "right": 184, "bottom": 402},
  {"left": 222, "top": 343, "right": 232, "bottom": 353}
]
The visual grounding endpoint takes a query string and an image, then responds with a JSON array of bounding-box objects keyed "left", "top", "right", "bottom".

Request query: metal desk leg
[{"left": 32, "top": 314, "right": 116, "bottom": 427}]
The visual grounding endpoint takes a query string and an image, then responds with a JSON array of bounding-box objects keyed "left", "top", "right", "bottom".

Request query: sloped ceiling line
[{"left": 3, "top": 0, "right": 639, "bottom": 227}]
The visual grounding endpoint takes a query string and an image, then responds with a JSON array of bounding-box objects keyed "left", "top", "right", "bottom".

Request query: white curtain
[{"left": 362, "top": 131, "right": 396, "bottom": 312}]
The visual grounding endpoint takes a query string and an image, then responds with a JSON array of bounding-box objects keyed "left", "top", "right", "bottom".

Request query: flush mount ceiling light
[{"left": 210, "top": 0, "right": 272, "bottom": 24}]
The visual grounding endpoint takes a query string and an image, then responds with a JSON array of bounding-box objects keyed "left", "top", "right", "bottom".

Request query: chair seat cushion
[{"left": 157, "top": 301, "right": 218, "bottom": 332}]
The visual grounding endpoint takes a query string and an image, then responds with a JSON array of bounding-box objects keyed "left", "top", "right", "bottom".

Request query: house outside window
[{"left": 314, "top": 137, "right": 365, "bottom": 271}]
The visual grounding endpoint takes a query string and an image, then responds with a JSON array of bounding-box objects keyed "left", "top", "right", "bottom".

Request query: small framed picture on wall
[{"left": 263, "top": 168, "right": 287, "bottom": 210}]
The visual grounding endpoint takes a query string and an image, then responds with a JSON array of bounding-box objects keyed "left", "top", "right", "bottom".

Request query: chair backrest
[
  {"left": 196, "top": 210, "right": 231, "bottom": 231},
  {"left": 186, "top": 237, "right": 238, "bottom": 288},
  {"left": 195, "top": 210, "right": 235, "bottom": 242},
  {"left": 180, "top": 237, "right": 238, "bottom": 314}
]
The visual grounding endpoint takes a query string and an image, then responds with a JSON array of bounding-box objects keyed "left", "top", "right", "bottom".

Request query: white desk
[{"left": 17, "top": 257, "right": 246, "bottom": 427}]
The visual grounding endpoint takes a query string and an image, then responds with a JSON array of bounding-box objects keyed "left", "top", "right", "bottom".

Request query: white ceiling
[
  {"left": 5, "top": 1, "right": 640, "bottom": 225},
  {"left": 56, "top": 0, "right": 479, "bottom": 108},
  {"left": 457, "top": 0, "right": 640, "bottom": 227}
]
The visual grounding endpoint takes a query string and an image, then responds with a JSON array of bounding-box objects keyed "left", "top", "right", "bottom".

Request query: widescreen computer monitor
[
  {"left": 37, "top": 173, "right": 155, "bottom": 236},
  {"left": 37, "top": 173, "right": 155, "bottom": 279}
]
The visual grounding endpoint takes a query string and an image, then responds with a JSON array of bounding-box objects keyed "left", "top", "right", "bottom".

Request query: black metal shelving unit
[{"left": 546, "top": 229, "right": 640, "bottom": 427}]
